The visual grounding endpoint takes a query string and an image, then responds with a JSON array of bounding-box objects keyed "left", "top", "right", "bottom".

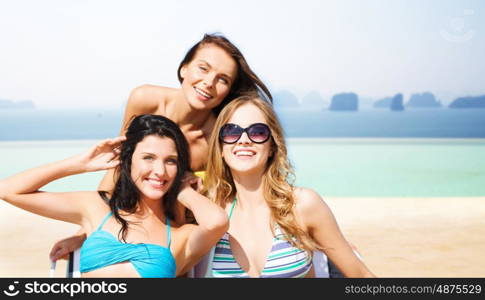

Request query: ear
[{"left": 180, "top": 65, "right": 188, "bottom": 80}]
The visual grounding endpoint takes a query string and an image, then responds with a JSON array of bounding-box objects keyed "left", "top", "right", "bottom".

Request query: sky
[{"left": 0, "top": 0, "right": 484, "bottom": 109}]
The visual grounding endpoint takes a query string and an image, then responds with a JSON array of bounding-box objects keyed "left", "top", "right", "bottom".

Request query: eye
[
  {"left": 143, "top": 155, "right": 154, "bottom": 161},
  {"left": 199, "top": 65, "right": 208, "bottom": 72},
  {"left": 218, "top": 77, "right": 229, "bottom": 84},
  {"left": 167, "top": 158, "right": 178, "bottom": 165}
]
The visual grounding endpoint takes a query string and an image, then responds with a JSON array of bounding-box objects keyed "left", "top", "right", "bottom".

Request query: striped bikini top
[
  {"left": 80, "top": 211, "right": 176, "bottom": 278},
  {"left": 212, "top": 198, "right": 313, "bottom": 278}
]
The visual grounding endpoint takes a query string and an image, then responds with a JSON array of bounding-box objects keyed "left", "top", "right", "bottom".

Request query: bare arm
[
  {"left": 56, "top": 85, "right": 165, "bottom": 258},
  {"left": 0, "top": 136, "right": 126, "bottom": 225},
  {"left": 98, "top": 85, "right": 161, "bottom": 192},
  {"left": 177, "top": 174, "right": 229, "bottom": 273},
  {"left": 296, "top": 188, "right": 375, "bottom": 278}
]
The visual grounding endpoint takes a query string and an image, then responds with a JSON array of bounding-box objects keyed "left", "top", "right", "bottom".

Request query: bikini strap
[
  {"left": 166, "top": 216, "right": 171, "bottom": 250},
  {"left": 228, "top": 197, "right": 237, "bottom": 220},
  {"left": 97, "top": 211, "right": 113, "bottom": 231}
]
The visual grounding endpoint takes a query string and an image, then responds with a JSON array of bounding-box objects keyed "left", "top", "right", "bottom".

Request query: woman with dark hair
[
  {"left": 100, "top": 33, "right": 272, "bottom": 190},
  {"left": 49, "top": 33, "right": 272, "bottom": 261},
  {"left": 0, "top": 115, "right": 228, "bottom": 277}
]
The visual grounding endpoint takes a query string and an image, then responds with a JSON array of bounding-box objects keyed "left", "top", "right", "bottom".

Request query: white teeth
[
  {"left": 147, "top": 179, "right": 165, "bottom": 187},
  {"left": 235, "top": 151, "right": 254, "bottom": 156},
  {"left": 195, "top": 87, "right": 212, "bottom": 99}
]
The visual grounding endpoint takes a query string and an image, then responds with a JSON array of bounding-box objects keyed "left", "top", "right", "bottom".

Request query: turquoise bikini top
[{"left": 80, "top": 211, "right": 176, "bottom": 278}]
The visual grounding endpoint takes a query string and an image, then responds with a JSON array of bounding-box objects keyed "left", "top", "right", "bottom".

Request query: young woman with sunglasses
[
  {"left": 203, "top": 94, "right": 375, "bottom": 278},
  {"left": 99, "top": 33, "right": 272, "bottom": 194},
  {"left": 49, "top": 33, "right": 272, "bottom": 262}
]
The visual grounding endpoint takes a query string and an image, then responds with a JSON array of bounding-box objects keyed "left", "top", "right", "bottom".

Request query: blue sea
[
  {"left": 0, "top": 108, "right": 484, "bottom": 197},
  {"left": 1, "top": 108, "right": 485, "bottom": 140}
]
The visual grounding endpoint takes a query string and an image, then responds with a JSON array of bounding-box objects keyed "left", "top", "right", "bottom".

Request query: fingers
[
  {"left": 106, "top": 159, "right": 121, "bottom": 169},
  {"left": 91, "top": 136, "right": 125, "bottom": 166},
  {"left": 196, "top": 177, "right": 203, "bottom": 193},
  {"left": 180, "top": 172, "right": 206, "bottom": 194},
  {"left": 108, "top": 146, "right": 121, "bottom": 162},
  {"left": 50, "top": 248, "right": 69, "bottom": 262},
  {"left": 181, "top": 172, "right": 194, "bottom": 183},
  {"left": 102, "top": 136, "right": 127, "bottom": 145},
  {"left": 96, "top": 136, "right": 126, "bottom": 150},
  {"left": 49, "top": 244, "right": 61, "bottom": 260}
]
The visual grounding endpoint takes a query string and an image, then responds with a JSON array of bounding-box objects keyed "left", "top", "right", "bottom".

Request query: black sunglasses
[{"left": 219, "top": 123, "right": 271, "bottom": 144}]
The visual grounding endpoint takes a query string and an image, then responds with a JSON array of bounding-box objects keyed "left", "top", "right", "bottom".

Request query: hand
[
  {"left": 181, "top": 172, "right": 204, "bottom": 193},
  {"left": 78, "top": 136, "right": 126, "bottom": 172},
  {"left": 49, "top": 233, "right": 87, "bottom": 262},
  {"left": 177, "top": 172, "right": 203, "bottom": 204}
]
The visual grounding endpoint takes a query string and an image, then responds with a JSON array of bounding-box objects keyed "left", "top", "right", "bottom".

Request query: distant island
[
  {"left": 264, "top": 90, "right": 485, "bottom": 110},
  {"left": 449, "top": 95, "right": 485, "bottom": 108},
  {"left": 0, "top": 99, "right": 35, "bottom": 109},
  {"left": 273, "top": 90, "right": 300, "bottom": 108},
  {"left": 406, "top": 92, "right": 441, "bottom": 108},
  {"left": 329, "top": 92, "right": 358, "bottom": 111},
  {"left": 390, "top": 93, "right": 404, "bottom": 111},
  {"left": 375, "top": 92, "right": 441, "bottom": 109},
  {"left": 374, "top": 96, "right": 393, "bottom": 108}
]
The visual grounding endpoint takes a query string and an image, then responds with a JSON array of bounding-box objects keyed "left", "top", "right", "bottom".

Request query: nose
[
  {"left": 237, "top": 131, "right": 252, "bottom": 145},
  {"left": 202, "top": 73, "right": 216, "bottom": 89},
  {"left": 153, "top": 161, "right": 167, "bottom": 177}
]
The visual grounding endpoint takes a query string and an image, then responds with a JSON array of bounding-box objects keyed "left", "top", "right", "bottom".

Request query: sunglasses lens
[
  {"left": 247, "top": 124, "right": 270, "bottom": 143},
  {"left": 221, "top": 124, "right": 242, "bottom": 144}
]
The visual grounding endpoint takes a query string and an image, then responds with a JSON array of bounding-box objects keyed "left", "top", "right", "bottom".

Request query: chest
[
  {"left": 228, "top": 224, "right": 275, "bottom": 275},
  {"left": 214, "top": 225, "right": 312, "bottom": 278}
]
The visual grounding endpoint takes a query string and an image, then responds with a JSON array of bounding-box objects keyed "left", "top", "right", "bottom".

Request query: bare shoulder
[
  {"left": 293, "top": 187, "right": 333, "bottom": 225},
  {"left": 293, "top": 187, "right": 327, "bottom": 210},
  {"left": 130, "top": 84, "right": 174, "bottom": 98},
  {"left": 127, "top": 84, "right": 177, "bottom": 113}
]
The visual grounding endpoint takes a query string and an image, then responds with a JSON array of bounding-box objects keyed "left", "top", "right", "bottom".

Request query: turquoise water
[
  {"left": 1, "top": 139, "right": 484, "bottom": 197},
  {"left": 0, "top": 140, "right": 105, "bottom": 192},
  {"left": 288, "top": 138, "right": 485, "bottom": 197}
]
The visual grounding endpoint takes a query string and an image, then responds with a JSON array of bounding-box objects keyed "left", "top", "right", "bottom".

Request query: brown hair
[
  {"left": 177, "top": 33, "right": 272, "bottom": 115},
  {"left": 204, "top": 94, "right": 319, "bottom": 253}
]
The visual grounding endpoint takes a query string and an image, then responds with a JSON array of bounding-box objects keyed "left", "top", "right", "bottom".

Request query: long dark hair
[
  {"left": 100, "top": 114, "right": 191, "bottom": 242},
  {"left": 177, "top": 33, "right": 273, "bottom": 115}
]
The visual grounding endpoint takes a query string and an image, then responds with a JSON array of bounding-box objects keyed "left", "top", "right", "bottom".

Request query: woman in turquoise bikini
[
  {"left": 0, "top": 115, "right": 228, "bottom": 277},
  {"left": 48, "top": 33, "right": 272, "bottom": 262},
  {"left": 203, "top": 94, "right": 374, "bottom": 277}
]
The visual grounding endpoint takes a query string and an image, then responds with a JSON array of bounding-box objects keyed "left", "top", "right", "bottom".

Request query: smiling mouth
[
  {"left": 194, "top": 87, "right": 213, "bottom": 100},
  {"left": 234, "top": 150, "right": 256, "bottom": 157},
  {"left": 146, "top": 178, "right": 168, "bottom": 189}
]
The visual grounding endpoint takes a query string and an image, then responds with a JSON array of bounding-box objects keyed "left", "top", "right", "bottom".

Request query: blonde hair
[{"left": 205, "top": 94, "right": 319, "bottom": 253}]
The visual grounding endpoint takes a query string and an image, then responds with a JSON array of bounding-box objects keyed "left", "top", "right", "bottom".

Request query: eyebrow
[
  {"left": 141, "top": 152, "right": 178, "bottom": 158},
  {"left": 198, "top": 60, "right": 233, "bottom": 81}
]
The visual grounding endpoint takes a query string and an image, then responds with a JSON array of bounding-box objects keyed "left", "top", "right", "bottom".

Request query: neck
[
  {"left": 231, "top": 170, "right": 267, "bottom": 210},
  {"left": 168, "top": 90, "right": 213, "bottom": 129},
  {"left": 137, "top": 197, "right": 165, "bottom": 222}
]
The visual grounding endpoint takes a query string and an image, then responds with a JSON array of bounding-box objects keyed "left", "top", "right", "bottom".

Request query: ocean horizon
[{"left": 1, "top": 108, "right": 485, "bottom": 140}]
